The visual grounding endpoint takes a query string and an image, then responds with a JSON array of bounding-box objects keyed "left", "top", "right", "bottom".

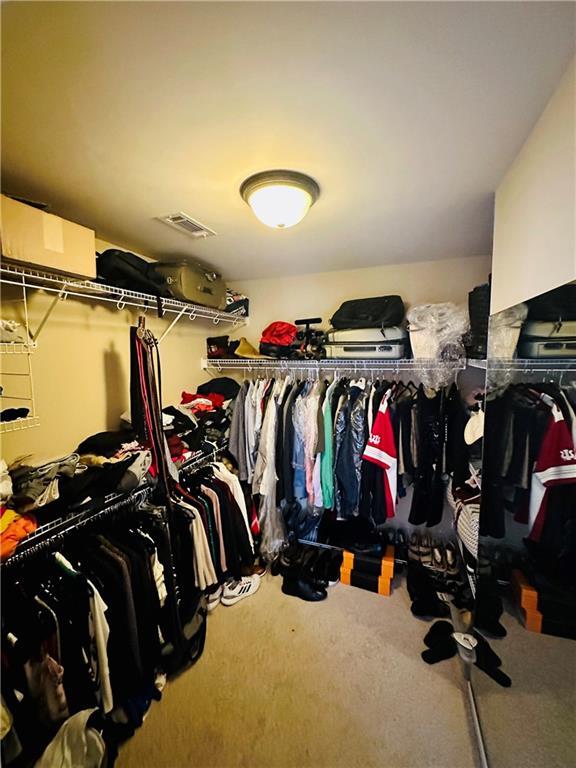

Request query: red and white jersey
[
  {"left": 363, "top": 390, "right": 398, "bottom": 517},
  {"left": 529, "top": 403, "right": 576, "bottom": 542}
]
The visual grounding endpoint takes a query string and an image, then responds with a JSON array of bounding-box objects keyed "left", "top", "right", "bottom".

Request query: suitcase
[
  {"left": 152, "top": 261, "right": 227, "bottom": 308},
  {"left": 517, "top": 320, "right": 576, "bottom": 358},
  {"left": 323, "top": 327, "right": 409, "bottom": 359}
]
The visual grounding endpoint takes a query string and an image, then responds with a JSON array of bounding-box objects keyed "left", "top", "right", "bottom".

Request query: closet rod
[
  {"left": 179, "top": 442, "right": 227, "bottom": 476},
  {"left": 2, "top": 486, "right": 152, "bottom": 568},
  {"left": 487, "top": 358, "right": 576, "bottom": 372},
  {"left": 297, "top": 537, "right": 410, "bottom": 567}
]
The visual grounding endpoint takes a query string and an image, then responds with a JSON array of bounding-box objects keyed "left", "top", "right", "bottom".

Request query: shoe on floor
[
  {"left": 207, "top": 585, "right": 223, "bottom": 612},
  {"left": 221, "top": 575, "right": 260, "bottom": 606},
  {"left": 326, "top": 550, "right": 343, "bottom": 586},
  {"left": 282, "top": 576, "right": 327, "bottom": 602}
]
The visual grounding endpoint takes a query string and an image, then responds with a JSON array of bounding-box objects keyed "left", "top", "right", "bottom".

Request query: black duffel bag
[
  {"left": 96, "top": 249, "right": 173, "bottom": 298},
  {"left": 330, "top": 295, "right": 404, "bottom": 330},
  {"left": 526, "top": 284, "right": 576, "bottom": 321}
]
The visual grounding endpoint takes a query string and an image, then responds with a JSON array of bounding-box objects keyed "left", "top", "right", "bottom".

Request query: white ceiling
[{"left": 2, "top": 2, "right": 574, "bottom": 280}]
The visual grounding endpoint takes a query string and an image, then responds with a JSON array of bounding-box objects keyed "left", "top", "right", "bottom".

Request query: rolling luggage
[
  {"left": 517, "top": 320, "right": 576, "bottom": 358},
  {"left": 152, "top": 261, "right": 227, "bottom": 308},
  {"left": 323, "top": 327, "right": 409, "bottom": 359}
]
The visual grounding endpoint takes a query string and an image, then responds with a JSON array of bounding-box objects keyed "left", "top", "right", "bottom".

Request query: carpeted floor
[
  {"left": 471, "top": 604, "right": 576, "bottom": 768},
  {"left": 119, "top": 574, "right": 477, "bottom": 768}
]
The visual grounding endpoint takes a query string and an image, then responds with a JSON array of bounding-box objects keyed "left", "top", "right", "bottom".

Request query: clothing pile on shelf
[
  {"left": 175, "top": 377, "right": 239, "bottom": 446},
  {"left": 0, "top": 407, "right": 31, "bottom": 424},
  {"left": 481, "top": 381, "right": 576, "bottom": 586},
  {"left": 229, "top": 375, "right": 475, "bottom": 560},
  {"left": 123, "top": 375, "right": 238, "bottom": 468},
  {"left": 1, "top": 437, "right": 153, "bottom": 562}
]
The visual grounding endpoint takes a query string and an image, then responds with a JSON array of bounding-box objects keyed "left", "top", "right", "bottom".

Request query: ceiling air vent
[{"left": 159, "top": 212, "right": 216, "bottom": 239}]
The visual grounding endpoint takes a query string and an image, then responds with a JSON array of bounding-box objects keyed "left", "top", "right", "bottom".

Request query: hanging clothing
[
  {"left": 362, "top": 389, "right": 398, "bottom": 521},
  {"left": 320, "top": 378, "right": 338, "bottom": 511},
  {"left": 528, "top": 402, "right": 576, "bottom": 542}
]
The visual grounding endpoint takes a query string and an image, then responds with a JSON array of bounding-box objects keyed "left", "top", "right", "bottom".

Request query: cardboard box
[{"left": 0, "top": 195, "right": 96, "bottom": 278}]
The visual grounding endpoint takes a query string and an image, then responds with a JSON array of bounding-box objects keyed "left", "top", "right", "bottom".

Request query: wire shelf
[
  {"left": 0, "top": 261, "right": 245, "bottom": 326},
  {"left": 0, "top": 342, "right": 37, "bottom": 355},
  {"left": 487, "top": 358, "right": 576, "bottom": 372},
  {"left": 201, "top": 357, "right": 468, "bottom": 372},
  {"left": 0, "top": 415, "right": 40, "bottom": 433}
]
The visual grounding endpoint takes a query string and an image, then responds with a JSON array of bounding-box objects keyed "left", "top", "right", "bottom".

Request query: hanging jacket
[
  {"left": 228, "top": 381, "right": 250, "bottom": 482},
  {"left": 362, "top": 389, "right": 397, "bottom": 518},
  {"left": 320, "top": 379, "right": 338, "bottom": 510}
]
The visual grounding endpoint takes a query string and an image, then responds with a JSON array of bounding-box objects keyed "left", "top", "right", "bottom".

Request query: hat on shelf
[{"left": 235, "top": 337, "right": 271, "bottom": 359}]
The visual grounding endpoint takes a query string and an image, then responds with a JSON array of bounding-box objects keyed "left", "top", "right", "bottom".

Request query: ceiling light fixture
[{"left": 240, "top": 170, "right": 320, "bottom": 229}]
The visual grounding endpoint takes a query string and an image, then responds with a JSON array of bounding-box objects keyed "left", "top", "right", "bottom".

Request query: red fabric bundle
[{"left": 260, "top": 322, "right": 297, "bottom": 347}]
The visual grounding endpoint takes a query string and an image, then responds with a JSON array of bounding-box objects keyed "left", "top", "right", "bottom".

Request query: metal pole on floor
[{"left": 466, "top": 678, "right": 489, "bottom": 768}]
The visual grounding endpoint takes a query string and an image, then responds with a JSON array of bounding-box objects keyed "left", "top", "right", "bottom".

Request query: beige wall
[
  {"left": 233, "top": 254, "right": 491, "bottom": 343},
  {"left": 0, "top": 278, "right": 213, "bottom": 465},
  {"left": 491, "top": 57, "right": 576, "bottom": 314}
]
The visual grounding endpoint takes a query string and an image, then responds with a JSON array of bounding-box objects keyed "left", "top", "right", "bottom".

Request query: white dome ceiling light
[{"left": 240, "top": 170, "right": 320, "bottom": 229}]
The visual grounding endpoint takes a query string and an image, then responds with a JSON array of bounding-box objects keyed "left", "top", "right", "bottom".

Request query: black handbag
[{"left": 330, "top": 296, "right": 404, "bottom": 330}]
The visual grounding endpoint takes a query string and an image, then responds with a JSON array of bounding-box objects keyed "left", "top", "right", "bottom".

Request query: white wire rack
[
  {"left": 0, "top": 342, "right": 37, "bottom": 355},
  {"left": 1, "top": 272, "right": 39, "bottom": 431},
  {"left": 0, "top": 415, "right": 41, "bottom": 433},
  {"left": 201, "top": 357, "right": 469, "bottom": 373},
  {"left": 487, "top": 358, "right": 576, "bottom": 372},
  {"left": 0, "top": 261, "right": 245, "bottom": 330}
]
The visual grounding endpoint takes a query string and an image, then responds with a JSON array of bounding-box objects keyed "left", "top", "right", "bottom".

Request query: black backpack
[
  {"left": 330, "top": 296, "right": 404, "bottom": 330},
  {"left": 96, "top": 249, "right": 173, "bottom": 298}
]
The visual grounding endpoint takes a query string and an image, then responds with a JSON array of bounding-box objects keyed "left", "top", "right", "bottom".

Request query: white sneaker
[
  {"left": 207, "top": 585, "right": 223, "bottom": 612},
  {"left": 221, "top": 575, "right": 260, "bottom": 606}
]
